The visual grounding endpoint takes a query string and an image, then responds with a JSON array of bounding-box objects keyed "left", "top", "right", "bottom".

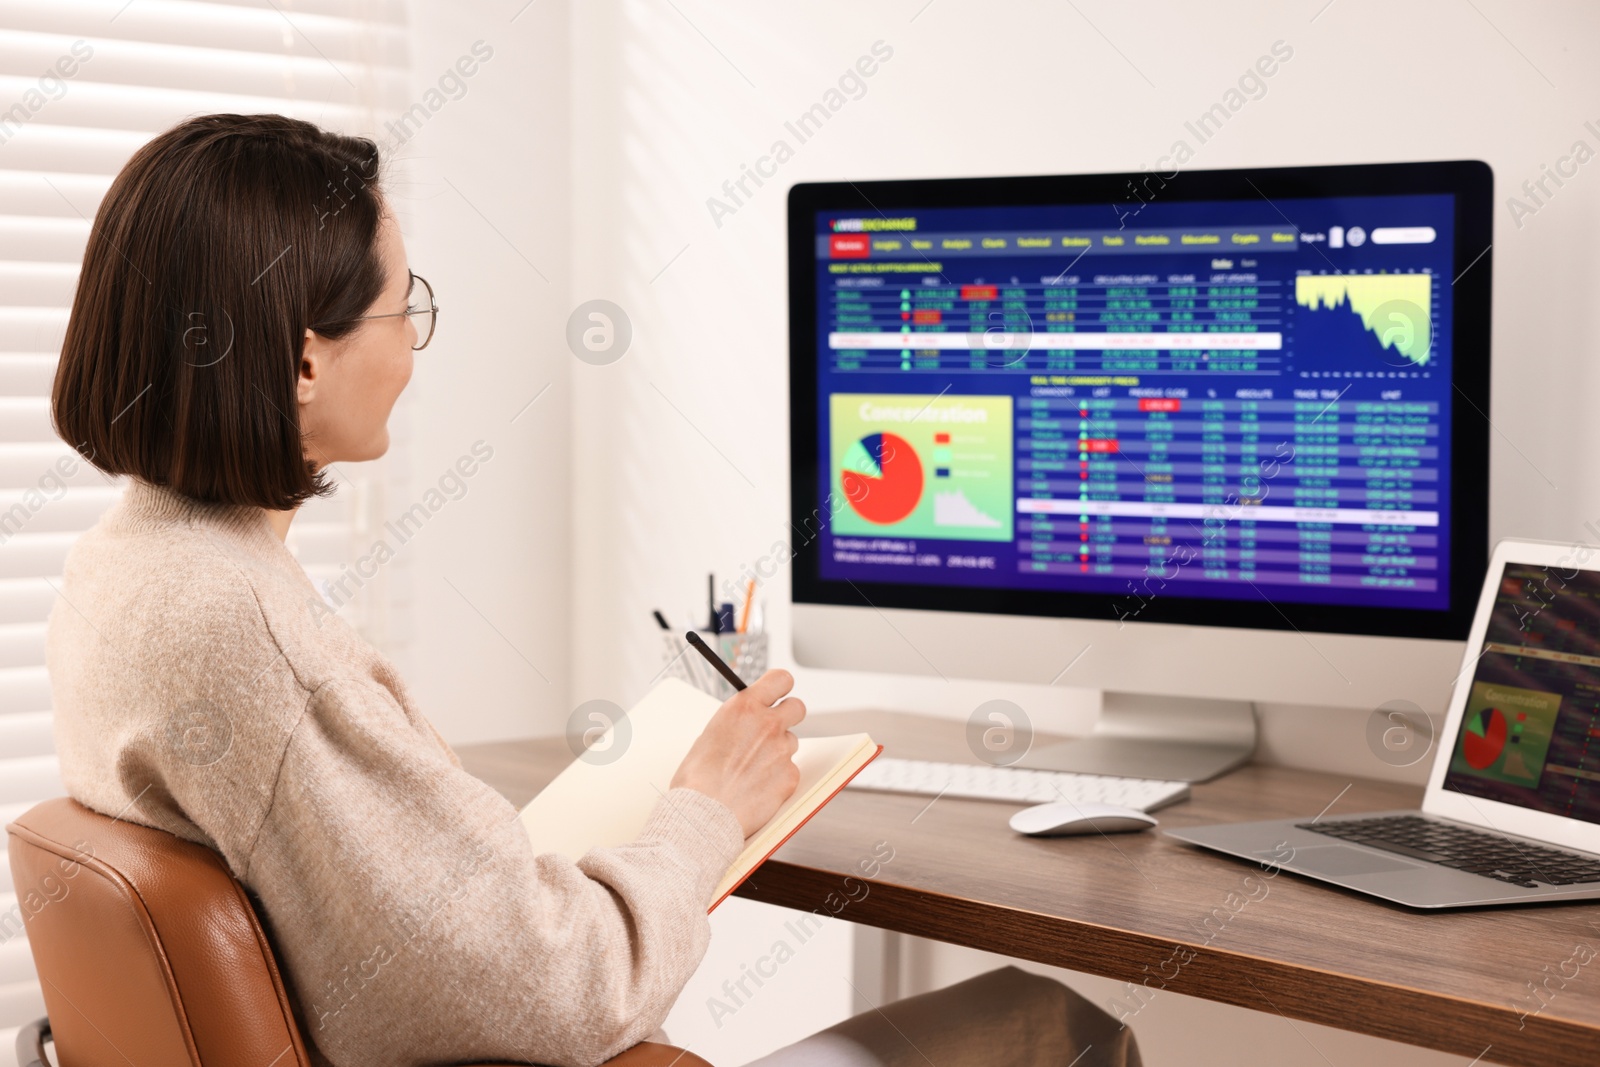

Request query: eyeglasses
[{"left": 311, "top": 271, "right": 438, "bottom": 350}]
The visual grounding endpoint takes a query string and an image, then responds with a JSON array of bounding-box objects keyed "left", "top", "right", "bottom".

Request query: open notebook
[{"left": 519, "top": 677, "right": 882, "bottom": 910}]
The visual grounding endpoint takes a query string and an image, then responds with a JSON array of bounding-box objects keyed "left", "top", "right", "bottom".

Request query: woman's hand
[{"left": 670, "top": 669, "right": 806, "bottom": 837}]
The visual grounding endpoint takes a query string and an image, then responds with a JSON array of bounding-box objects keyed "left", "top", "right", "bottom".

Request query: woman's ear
[{"left": 299, "top": 327, "right": 326, "bottom": 407}]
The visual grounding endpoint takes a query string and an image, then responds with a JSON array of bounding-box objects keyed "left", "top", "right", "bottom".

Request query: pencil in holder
[{"left": 661, "top": 630, "right": 769, "bottom": 701}]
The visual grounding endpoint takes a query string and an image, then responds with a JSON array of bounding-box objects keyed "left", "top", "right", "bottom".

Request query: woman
[{"left": 46, "top": 114, "right": 1140, "bottom": 1067}]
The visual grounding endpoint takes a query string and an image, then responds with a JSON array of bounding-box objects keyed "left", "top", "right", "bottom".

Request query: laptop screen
[{"left": 1444, "top": 561, "right": 1600, "bottom": 826}]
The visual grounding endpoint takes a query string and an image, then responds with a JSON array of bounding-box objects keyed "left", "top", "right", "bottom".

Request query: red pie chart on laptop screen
[
  {"left": 841, "top": 432, "right": 924, "bottom": 525},
  {"left": 1462, "top": 706, "right": 1508, "bottom": 770}
]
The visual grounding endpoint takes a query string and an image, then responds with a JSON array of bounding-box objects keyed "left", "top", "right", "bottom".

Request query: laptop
[{"left": 1167, "top": 539, "right": 1600, "bottom": 908}]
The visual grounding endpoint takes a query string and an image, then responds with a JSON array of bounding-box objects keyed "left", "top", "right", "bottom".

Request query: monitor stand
[{"left": 1016, "top": 692, "right": 1257, "bottom": 783}]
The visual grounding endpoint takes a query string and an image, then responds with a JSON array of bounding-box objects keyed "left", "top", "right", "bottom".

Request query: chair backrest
[{"left": 5, "top": 797, "right": 312, "bottom": 1067}]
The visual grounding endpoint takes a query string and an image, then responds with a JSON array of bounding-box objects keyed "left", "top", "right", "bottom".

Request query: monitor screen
[
  {"left": 788, "top": 163, "right": 1492, "bottom": 640},
  {"left": 1443, "top": 562, "right": 1600, "bottom": 827}
]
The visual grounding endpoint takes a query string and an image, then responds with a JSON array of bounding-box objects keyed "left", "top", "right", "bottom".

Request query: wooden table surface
[{"left": 457, "top": 710, "right": 1600, "bottom": 1067}]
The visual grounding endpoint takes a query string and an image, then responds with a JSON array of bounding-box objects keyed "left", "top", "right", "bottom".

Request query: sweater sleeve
[{"left": 243, "top": 676, "right": 746, "bottom": 1067}]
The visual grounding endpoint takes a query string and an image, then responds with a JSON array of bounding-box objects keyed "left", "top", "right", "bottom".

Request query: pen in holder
[{"left": 662, "top": 629, "right": 768, "bottom": 701}]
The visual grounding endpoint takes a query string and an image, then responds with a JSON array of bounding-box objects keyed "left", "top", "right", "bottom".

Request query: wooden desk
[{"left": 458, "top": 710, "right": 1600, "bottom": 1067}]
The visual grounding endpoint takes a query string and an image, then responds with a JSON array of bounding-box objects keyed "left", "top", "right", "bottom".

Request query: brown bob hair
[{"left": 52, "top": 113, "right": 388, "bottom": 510}]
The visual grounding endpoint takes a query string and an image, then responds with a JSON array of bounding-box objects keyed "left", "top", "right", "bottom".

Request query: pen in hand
[{"left": 686, "top": 630, "right": 747, "bottom": 692}]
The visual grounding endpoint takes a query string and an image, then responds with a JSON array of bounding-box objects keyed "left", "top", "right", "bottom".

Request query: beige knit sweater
[{"left": 46, "top": 479, "right": 748, "bottom": 1067}]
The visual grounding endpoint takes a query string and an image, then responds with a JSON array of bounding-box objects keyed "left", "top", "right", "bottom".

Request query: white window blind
[{"left": 0, "top": 0, "right": 409, "bottom": 1045}]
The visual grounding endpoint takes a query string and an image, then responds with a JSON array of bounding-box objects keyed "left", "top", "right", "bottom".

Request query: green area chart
[
  {"left": 830, "top": 393, "right": 1014, "bottom": 542},
  {"left": 1449, "top": 680, "right": 1560, "bottom": 788}
]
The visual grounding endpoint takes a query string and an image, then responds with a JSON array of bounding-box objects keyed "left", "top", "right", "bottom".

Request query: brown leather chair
[{"left": 8, "top": 797, "right": 712, "bottom": 1067}]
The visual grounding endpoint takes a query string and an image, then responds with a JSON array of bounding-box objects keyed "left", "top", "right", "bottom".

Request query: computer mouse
[{"left": 1009, "top": 801, "right": 1158, "bottom": 837}]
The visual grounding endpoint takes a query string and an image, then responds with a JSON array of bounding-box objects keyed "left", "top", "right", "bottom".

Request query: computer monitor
[{"left": 787, "top": 161, "right": 1493, "bottom": 781}]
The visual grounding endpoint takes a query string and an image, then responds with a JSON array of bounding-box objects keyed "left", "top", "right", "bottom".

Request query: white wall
[
  {"left": 566, "top": 0, "right": 1600, "bottom": 747},
  {"left": 405, "top": 0, "right": 1600, "bottom": 1063},
  {"left": 391, "top": 0, "right": 572, "bottom": 744},
  {"left": 398, "top": 0, "right": 1600, "bottom": 749}
]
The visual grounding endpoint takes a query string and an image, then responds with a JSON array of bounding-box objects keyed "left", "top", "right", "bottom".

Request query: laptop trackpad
[{"left": 1260, "top": 845, "right": 1423, "bottom": 877}]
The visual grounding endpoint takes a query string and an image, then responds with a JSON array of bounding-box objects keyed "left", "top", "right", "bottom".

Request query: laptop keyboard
[{"left": 1295, "top": 814, "right": 1600, "bottom": 889}]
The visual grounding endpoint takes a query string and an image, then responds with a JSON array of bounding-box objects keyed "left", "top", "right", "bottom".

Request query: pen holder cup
[{"left": 662, "top": 631, "right": 769, "bottom": 702}]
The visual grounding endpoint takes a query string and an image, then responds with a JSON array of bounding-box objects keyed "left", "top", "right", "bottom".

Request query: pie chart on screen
[
  {"left": 1462, "top": 706, "right": 1508, "bottom": 770},
  {"left": 841, "top": 432, "right": 924, "bottom": 525}
]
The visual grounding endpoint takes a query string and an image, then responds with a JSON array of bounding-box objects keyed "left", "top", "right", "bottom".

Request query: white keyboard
[{"left": 847, "top": 757, "right": 1190, "bottom": 813}]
